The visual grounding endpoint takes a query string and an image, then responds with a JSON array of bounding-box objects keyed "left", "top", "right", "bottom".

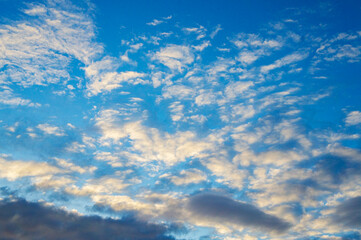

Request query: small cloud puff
[
  {"left": 152, "top": 45, "right": 194, "bottom": 72},
  {"left": 345, "top": 111, "right": 361, "bottom": 126},
  {"left": 37, "top": 123, "right": 65, "bottom": 136}
]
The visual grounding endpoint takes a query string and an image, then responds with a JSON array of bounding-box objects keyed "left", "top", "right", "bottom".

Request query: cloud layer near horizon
[{"left": 0, "top": 198, "right": 176, "bottom": 240}]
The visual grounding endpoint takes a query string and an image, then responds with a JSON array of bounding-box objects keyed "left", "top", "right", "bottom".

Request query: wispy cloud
[
  {"left": 261, "top": 52, "right": 309, "bottom": 73},
  {"left": 0, "top": 1, "right": 102, "bottom": 87},
  {"left": 147, "top": 19, "right": 164, "bottom": 26},
  {"left": 345, "top": 111, "right": 361, "bottom": 126},
  {"left": 37, "top": 123, "right": 65, "bottom": 136},
  {"left": 152, "top": 44, "right": 194, "bottom": 71},
  {"left": 0, "top": 157, "right": 63, "bottom": 181}
]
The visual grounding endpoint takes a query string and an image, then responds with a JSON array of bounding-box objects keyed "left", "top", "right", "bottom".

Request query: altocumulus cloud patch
[{"left": 0, "top": 0, "right": 361, "bottom": 239}]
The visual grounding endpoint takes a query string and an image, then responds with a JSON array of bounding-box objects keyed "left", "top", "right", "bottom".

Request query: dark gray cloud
[
  {"left": 333, "top": 196, "right": 361, "bottom": 228},
  {"left": 316, "top": 154, "right": 361, "bottom": 185},
  {"left": 0, "top": 198, "right": 175, "bottom": 240},
  {"left": 187, "top": 193, "right": 292, "bottom": 233}
]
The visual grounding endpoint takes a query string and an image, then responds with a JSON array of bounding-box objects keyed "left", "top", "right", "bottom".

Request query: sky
[{"left": 0, "top": 0, "right": 361, "bottom": 239}]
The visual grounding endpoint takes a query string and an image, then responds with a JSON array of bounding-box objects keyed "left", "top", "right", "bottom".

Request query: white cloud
[
  {"left": 65, "top": 141, "right": 86, "bottom": 153},
  {"left": 182, "top": 27, "right": 201, "bottom": 33},
  {"left": 182, "top": 26, "right": 206, "bottom": 40},
  {"left": 32, "top": 175, "right": 74, "bottom": 189},
  {"left": 261, "top": 52, "right": 308, "bottom": 73},
  {"left": 210, "top": 24, "right": 222, "bottom": 39},
  {"left": 325, "top": 45, "right": 361, "bottom": 61},
  {"left": 0, "top": 88, "right": 38, "bottom": 107},
  {"left": 152, "top": 45, "right": 194, "bottom": 71},
  {"left": 83, "top": 57, "right": 117, "bottom": 77},
  {"left": 195, "top": 90, "right": 217, "bottom": 106},
  {"left": 84, "top": 56, "right": 149, "bottom": 95},
  {"left": 329, "top": 145, "right": 361, "bottom": 163},
  {"left": 146, "top": 19, "right": 164, "bottom": 26},
  {"left": 66, "top": 176, "right": 129, "bottom": 196},
  {"left": 193, "top": 41, "right": 211, "bottom": 51},
  {"left": 23, "top": 5, "right": 47, "bottom": 16},
  {"left": 94, "top": 109, "right": 128, "bottom": 143},
  {"left": 91, "top": 194, "right": 156, "bottom": 214},
  {"left": 237, "top": 52, "right": 259, "bottom": 65},
  {"left": 168, "top": 169, "right": 207, "bottom": 185},
  {"left": 224, "top": 81, "right": 254, "bottom": 100},
  {"left": 207, "top": 58, "right": 235, "bottom": 79},
  {"left": 54, "top": 158, "right": 96, "bottom": 174},
  {"left": 0, "top": 2, "right": 102, "bottom": 87},
  {"left": 234, "top": 149, "right": 305, "bottom": 167},
  {"left": 345, "top": 111, "right": 361, "bottom": 126},
  {"left": 230, "top": 104, "right": 256, "bottom": 121},
  {"left": 217, "top": 47, "right": 230, "bottom": 52},
  {"left": 189, "top": 114, "right": 207, "bottom": 123},
  {"left": 94, "top": 152, "right": 123, "bottom": 167},
  {"left": 315, "top": 35, "right": 361, "bottom": 64},
  {"left": 162, "top": 85, "right": 195, "bottom": 100},
  {"left": 151, "top": 71, "right": 174, "bottom": 88},
  {"left": 202, "top": 155, "right": 247, "bottom": 190},
  {"left": 232, "top": 34, "right": 283, "bottom": 49},
  {"left": 95, "top": 109, "right": 214, "bottom": 166},
  {"left": 37, "top": 123, "right": 65, "bottom": 136},
  {"left": 130, "top": 43, "right": 143, "bottom": 51},
  {"left": 250, "top": 180, "right": 324, "bottom": 208},
  {"left": 87, "top": 70, "right": 146, "bottom": 96},
  {"left": 0, "top": 157, "right": 63, "bottom": 181},
  {"left": 169, "top": 101, "right": 184, "bottom": 122}
]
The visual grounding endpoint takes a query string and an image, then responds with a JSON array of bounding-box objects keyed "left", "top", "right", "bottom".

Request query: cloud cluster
[
  {"left": 0, "top": 0, "right": 102, "bottom": 87},
  {"left": 152, "top": 45, "right": 194, "bottom": 72},
  {"left": 95, "top": 109, "right": 214, "bottom": 166}
]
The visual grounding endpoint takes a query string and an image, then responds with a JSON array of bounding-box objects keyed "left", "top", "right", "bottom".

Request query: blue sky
[{"left": 0, "top": 0, "right": 361, "bottom": 239}]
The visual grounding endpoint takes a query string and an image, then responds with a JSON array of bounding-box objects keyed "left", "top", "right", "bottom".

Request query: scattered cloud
[
  {"left": 37, "top": 123, "right": 65, "bottom": 136},
  {"left": 152, "top": 45, "right": 194, "bottom": 71},
  {"left": 0, "top": 88, "right": 38, "bottom": 107},
  {"left": 0, "top": 157, "right": 63, "bottom": 181},
  {"left": 261, "top": 52, "right": 308, "bottom": 73},
  {"left": 147, "top": 19, "right": 164, "bottom": 26},
  {"left": 210, "top": 24, "right": 222, "bottom": 39},
  {"left": 0, "top": 1, "right": 102, "bottom": 87},
  {"left": 95, "top": 109, "right": 214, "bottom": 166},
  {"left": 345, "top": 111, "right": 361, "bottom": 126},
  {"left": 168, "top": 169, "right": 207, "bottom": 185}
]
